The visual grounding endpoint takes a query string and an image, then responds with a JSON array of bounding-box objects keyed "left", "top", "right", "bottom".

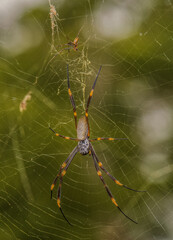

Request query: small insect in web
[
  {"left": 61, "top": 25, "right": 83, "bottom": 53},
  {"left": 50, "top": 65, "right": 146, "bottom": 225},
  {"left": 45, "top": 26, "right": 83, "bottom": 70},
  {"left": 66, "top": 35, "right": 79, "bottom": 51}
]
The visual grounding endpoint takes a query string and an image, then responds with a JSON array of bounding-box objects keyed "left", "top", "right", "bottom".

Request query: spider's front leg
[
  {"left": 67, "top": 64, "right": 78, "bottom": 129},
  {"left": 85, "top": 66, "right": 102, "bottom": 137}
]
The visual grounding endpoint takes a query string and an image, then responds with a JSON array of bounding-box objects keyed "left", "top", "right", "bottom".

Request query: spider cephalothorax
[
  {"left": 49, "top": 65, "right": 145, "bottom": 225},
  {"left": 78, "top": 138, "right": 89, "bottom": 155}
]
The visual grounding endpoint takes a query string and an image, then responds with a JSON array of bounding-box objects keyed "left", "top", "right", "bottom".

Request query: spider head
[{"left": 78, "top": 139, "right": 89, "bottom": 155}]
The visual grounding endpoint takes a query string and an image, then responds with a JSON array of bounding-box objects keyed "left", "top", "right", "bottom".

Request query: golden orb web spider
[{"left": 49, "top": 65, "right": 146, "bottom": 226}]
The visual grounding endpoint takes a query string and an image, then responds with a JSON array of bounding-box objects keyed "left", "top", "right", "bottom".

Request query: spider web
[{"left": 0, "top": 0, "right": 173, "bottom": 239}]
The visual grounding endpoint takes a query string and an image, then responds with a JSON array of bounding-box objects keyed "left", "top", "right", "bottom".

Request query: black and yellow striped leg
[
  {"left": 50, "top": 168, "right": 62, "bottom": 199},
  {"left": 56, "top": 146, "right": 78, "bottom": 225},
  {"left": 50, "top": 146, "right": 78, "bottom": 199},
  {"left": 85, "top": 66, "right": 102, "bottom": 137},
  {"left": 89, "top": 137, "right": 127, "bottom": 142},
  {"left": 49, "top": 127, "right": 80, "bottom": 141},
  {"left": 92, "top": 150, "right": 146, "bottom": 193},
  {"left": 90, "top": 144, "right": 137, "bottom": 224},
  {"left": 67, "top": 64, "right": 78, "bottom": 129}
]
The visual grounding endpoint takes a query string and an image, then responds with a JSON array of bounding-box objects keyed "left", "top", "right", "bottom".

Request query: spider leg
[
  {"left": 56, "top": 146, "right": 78, "bottom": 225},
  {"left": 49, "top": 127, "right": 80, "bottom": 141},
  {"left": 57, "top": 176, "right": 72, "bottom": 225},
  {"left": 67, "top": 64, "right": 78, "bottom": 129},
  {"left": 66, "top": 42, "right": 74, "bottom": 46},
  {"left": 85, "top": 66, "right": 102, "bottom": 137},
  {"left": 64, "top": 47, "right": 73, "bottom": 50},
  {"left": 89, "top": 137, "right": 128, "bottom": 142},
  {"left": 91, "top": 146, "right": 146, "bottom": 193},
  {"left": 64, "top": 46, "right": 78, "bottom": 52},
  {"left": 90, "top": 144, "right": 138, "bottom": 224},
  {"left": 50, "top": 146, "right": 78, "bottom": 198}
]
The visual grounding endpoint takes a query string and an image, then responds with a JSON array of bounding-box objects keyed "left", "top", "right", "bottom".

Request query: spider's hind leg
[
  {"left": 50, "top": 146, "right": 78, "bottom": 199},
  {"left": 90, "top": 143, "right": 138, "bottom": 224},
  {"left": 54, "top": 146, "right": 78, "bottom": 225},
  {"left": 91, "top": 145, "right": 146, "bottom": 193}
]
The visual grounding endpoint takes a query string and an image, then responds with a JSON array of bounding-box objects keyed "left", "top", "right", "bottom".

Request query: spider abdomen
[
  {"left": 78, "top": 139, "right": 89, "bottom": 155},
  {"left": 77, "top": 116, "right": 88, "bottom": 140}
]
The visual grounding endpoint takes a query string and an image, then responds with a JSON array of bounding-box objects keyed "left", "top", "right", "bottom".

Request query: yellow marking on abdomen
[
  {"left": 56, "top": 133, "right": 59, "bottom": 136},
  {"left": 111, "top": 197, "right": 118, "bottom": 206},
  {"left": 85, "top": 112, "right": 88, "bottom": 117},
  {"left": 74, "top": 111, "right": 77, "bottom": 117},
  {"left": 109, "top": 138, "right": 114, "bottom": 141},
  {"left": 65, "top": 137, "right": 70, "bottom": 140},
  {"left": 97, "top": 137, "right": 101, "bottom": 141}
]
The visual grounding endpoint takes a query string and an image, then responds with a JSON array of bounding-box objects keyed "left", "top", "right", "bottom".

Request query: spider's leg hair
[
  {"left": 89, "top": 137, "right": 128, "bottom": 142},
  {"left": 92, "top": 147, "right": 146, "bottom": 192},
  {"left": 85, "top": 66, "right": 102, "bottom": 137},
  {"left": 56, "top": 146, "right": 78, "bottom": 225},
  {"left": 90, "top": 143, "right": 138, "bottom": 224},
  {"left": 67, "top": 64, "right": 78, "bottom": 129},
  {"left": 49, "top": 127, "right": 80, "bottom": 141},
  {"left": 50, "top": 146, "right": 78, "bottom": 199}
]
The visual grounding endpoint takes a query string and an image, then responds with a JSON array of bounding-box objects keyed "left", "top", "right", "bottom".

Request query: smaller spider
[
  {"left": 65, "top": 35, "right": 79, "bottom": 52},
  {"left": 50, "top": 65, "right": 145, "bottom": 225},
  {"left": 63, "top": 25, "right": 83, "bottom": 52},
  {"left": 45, "top": 28, "right": 82, "bottom": 70}
]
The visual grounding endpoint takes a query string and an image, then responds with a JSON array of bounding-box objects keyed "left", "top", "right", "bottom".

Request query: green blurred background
[{"left": 0, "top": 0, "right": 173, "bottom": 239}]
